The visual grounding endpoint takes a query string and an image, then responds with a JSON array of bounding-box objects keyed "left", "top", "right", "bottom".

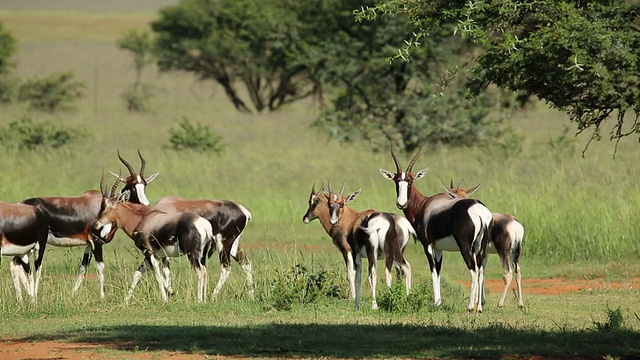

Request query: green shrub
[
  {"left": 0, "top": 115, "right": 81, "bottom": 150},
  {"left": 270, "top": 264, "right": 341, "bottom": 311},
  {"left": 17, "top": 71, "right": 85, "bottom": 112},
  {"left": 593, "top": 306, "right": 625, "bottom": 332},
  {"left": 378, "top": 280, "right": 430, "bottom": 314},
  {"left": 0, "top": 75, "right": 18, "bottom": 103},
  {"left": 167, "top": 117, "right": 225, "bottom": 153},
  {"left": 121, "top": 83, "right": 156, "bottom": 112}
]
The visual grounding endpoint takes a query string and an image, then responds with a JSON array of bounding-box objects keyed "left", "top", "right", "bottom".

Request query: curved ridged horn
[
  {"left": 390, "top": 142, "right": 402, "bottom": 173},
  {"left": 99, "top": 169, "right": 106, "bottom": 196},
  {"left": 406, "top": 145, "right": 421, "bottom": 173},
  {"left": 328, "top": 181, "right": 333, "bottom": 194},
  {"left": 458, "top": 179, "right": 464, "bottom": 188},
  {"left": 109, "top": 175, "right": 120, "bottom": 198},
  {"left": 340, "top": 181, "right": 346, "bottom": 195},
  {"left": 310, "top": 183, "right": 316, "bottom": 195},
  {"left": 138, "top": 149, "right": 146, "bottom": 178},
  {"left": 117, "top": 150, "right": 136, "bottom": 176},
  {"left": 450, "top": 179, "right": 454, "bottom": 188}
]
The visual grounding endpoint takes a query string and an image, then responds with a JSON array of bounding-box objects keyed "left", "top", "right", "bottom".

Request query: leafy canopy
[{"left": 357, "top": 0, "right": 640, "bottom": 153}]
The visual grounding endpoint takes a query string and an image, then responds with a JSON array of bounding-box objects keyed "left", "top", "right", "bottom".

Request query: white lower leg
[
  {"left": 402, "top": 263, "right": 412, "bottom": 294},
  {"left": 369, "top": 263, "right": 378, "bottom": 310},
  {"left": 515, "top": 264, "right": 523, "bottom": 308},
  {"left": 149, "top": 256, "right": 167, "bottom": 301},
  {"left": 126, "top": 261, "right": 150, "bottom": 303},
  {"left": 9, "top": 260, "right": 23, "bottom": 302},
  {"left": 212, "top": 266, "right": 231, "bottom": 297},
  {"left": 72, "top": 264, "right": 87, "bottom": 295},
  {"left": 96, "top": 261, "right": 105, "bottom": 299},
  {"left": 241, "top": 260, "right": 254, "bottom": 298}
]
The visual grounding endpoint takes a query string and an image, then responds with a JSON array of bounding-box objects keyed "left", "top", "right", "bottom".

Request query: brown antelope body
[
  {"left": 0, "top": 201, "right": 49, "bottom": 302},
  {"left": 379, "top": 146, "right": 493, "bottom": 312},
  {"left": 324, "top": 182, "right": 414, "bottom": 310},
  {"left": 443, "top": 181, "right": 524, "bottom": 308},
  {"left": 92, "top": 192, "right": 214, "bottom": 303},
  {"left": 153, "top": 197, "right": 254, "bottom": 298},
  {"left": 21, "top": 151, "right": 155, "bottom": 298}
]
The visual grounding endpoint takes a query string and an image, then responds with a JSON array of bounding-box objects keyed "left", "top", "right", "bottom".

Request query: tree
[
  {"left": 117, "top": 30, "right": 156, "bottom": 112},
  {"left": 304, "top": 0, "right": 506, "bottom": 152},
  {"left": 357, "top": 0, "right": 640, "bottom": 153},
  {"left": 152, "top": 0, "right": 321, "bottom": 113},
  {"left": 0, "top": 21, "right": 17, "bottom": 102}
]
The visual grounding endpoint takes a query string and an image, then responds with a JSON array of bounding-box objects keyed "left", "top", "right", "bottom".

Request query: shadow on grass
[{"left": 21, "top": 322, "right": 640, "bottom": 359}]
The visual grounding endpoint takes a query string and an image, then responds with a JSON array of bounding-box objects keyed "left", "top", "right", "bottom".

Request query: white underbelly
[
  {"left": 434, "top": 236, "right": 460, "bottom": 252},
  {"left": 155, "top": 245, "right": 182, "bottom": 258},
  {"left": 1, "top": 243, "right": 37, "bottom": 256},
  {"left": 47, "top": 234, "right": 88, "bottom": 247}
]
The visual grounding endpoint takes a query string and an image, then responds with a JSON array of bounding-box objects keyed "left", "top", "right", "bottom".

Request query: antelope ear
[
  {"left": 146, "top": 172, "right": 159, "bottom": 183},
  {"left": 345, "top": 189, "right": 361, "bottom": 204},
  {"left": 414, "top": 167, "right": 429, "bottom": 179},
  {"left": 441, "top": 184, "right": 457, "bottom": 198},
  {"left": 379, "top": 168, "right": 394, "bottom": 180},
  {"left": 109, "top": 171, "right": 126, "bottom": 183},
  {"left": 466, "top": 184, "right": 481, "bottom": 196},
  {"left": 119, "top": 190, "right": 131, "bottom": 202}
]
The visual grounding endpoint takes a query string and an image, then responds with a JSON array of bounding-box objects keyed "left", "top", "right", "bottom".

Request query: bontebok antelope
[
  {"left": 324, "top": 182, "right": 414, "bottom": 310},
  {"left": 0, "top": 201, "right": 49, "bottom": 302},
  {"left": 302, "top": 183, "right": 356, "bottom": 299},
  {"left": 110, "top": 150, "right": 158, "bottom": 206},
  {"left": 442, "top": 181, "right": 524, "bottom": 308},
  {"left": 379, "top": 145, "right": 493, "bottom": 312},
  {"left": 92, "top": 190, "right": 214, "bottom": 303},
  {"left": 21, "top": 157, "right": 154, "bottom": 298},
  {"left": 153, "top": 196, "right": 254, "bottom": 298}
]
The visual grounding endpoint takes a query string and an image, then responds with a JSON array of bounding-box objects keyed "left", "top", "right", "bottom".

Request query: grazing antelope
[
  {"left": 0, "top": 201, "right": 49, "bottom": 302},
  {"left": 21, "top": 152, "right": 156, "bottom": 298},
  {"left": 442, "top": 180, "right": 524, "bottom": 308},
  {"left": 92, "top": 189, "right": 214, "bottom": 303},
  {"left": 324, "top": 182, "right": 414, "bottom": 310},
  {"left": 379, "top": 145, "right": 493, "bottom": 312}
]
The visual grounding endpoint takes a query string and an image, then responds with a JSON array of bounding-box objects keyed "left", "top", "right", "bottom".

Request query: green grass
[{"left": 0, "top": 9, "right": 639, "bottom": 359}]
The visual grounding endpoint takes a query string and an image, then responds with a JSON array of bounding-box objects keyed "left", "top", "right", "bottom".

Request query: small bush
[
  {"left": 167, "top": 117, "right": 225, "bottom": 153},
  {"left": 17, "top": 71, "right": 85, "bottom": 112},
  {"left": 0, "top": 115, "right": 81, "bottom": 150},
  {"left": 122, "top": 83, "right": 156, "bottom": 112},
  {"left": 593, "top": 306, "right": 625, "bottom": 332},
  {"left": 378, "top": 280, "right": 430, "bottom": 313},
  {"left": 270, "top": 264, "right": 341, "bottom": 311},
  {"left": 0, "top": 75, "right": 18, "bottom": 103}
]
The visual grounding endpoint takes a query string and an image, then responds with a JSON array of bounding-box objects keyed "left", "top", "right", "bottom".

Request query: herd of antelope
[{"left": 1, "top": 145, "right": 523, "bottom": 313}]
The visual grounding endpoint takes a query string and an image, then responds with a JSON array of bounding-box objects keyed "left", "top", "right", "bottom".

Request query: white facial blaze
[
  {"left": 99, "top": 223, "right": 112, "bottom": 239},
  {"left": 397, "top": 180, "right": 409, "bottom": 207},
  {"left": 135, "top": 183, "right": 150, "bottom": 205}
]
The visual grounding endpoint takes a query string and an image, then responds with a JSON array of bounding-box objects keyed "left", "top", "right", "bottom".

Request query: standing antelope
[
  {"left": 379, "top": 145, "right": 493, "bottom": 312},
  {"left": 115, "top": 154, "right": 254, "bottom": 299},
  {"left": 21, "top": 151, "right": 156, "bottom": 298},
  {"left": 92, "top": 189, "right": 214, "bottom": 303},
  {"left": 324, "top": 182, "right": 414, "bottom": 310},
  {"left": 442, "top": 181, "right": 524, "bottom": 308},
  {"left": 0, "top": 201, "right": 49, "bottom": 302},
  {"left": 302, "top": 183, "right": 357, "bottom": 300}
]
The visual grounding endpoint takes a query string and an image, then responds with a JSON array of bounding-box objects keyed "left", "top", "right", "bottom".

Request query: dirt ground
[{"left": 2, "top": 277, "right": 639, "bottom": 360}]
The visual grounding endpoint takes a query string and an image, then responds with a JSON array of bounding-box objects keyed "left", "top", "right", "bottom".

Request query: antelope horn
[
  {"left": 450, "top": 179, "right": 454, "bottom": 188},
  {"left": 109, "top": 175, "right": 120, "bottom": 198},
  {"left": 138, "top": 149, "right": 146, "bottom": 177},
  {"left": 390, "top": 142, "right": 402, "bottom": 173},
  {"left": 99, "top": 169, "right": 106, "bottom": 196},
  {"left": 406, "top": 145, "right": 422, "bottom": 173},
  {"left": 340, "top": 181, "right": 346, "bottom": 195},
  {"left": 311, "top": 183, "right": 316, "bottom": 195},
  {"left": 109, "top": 171, "right": 125, "bottom": 183},
  {"left": 328, "top": 181, "right": 333, "bottom": 194},
  {"left": 458, "top": 179, "right": 464, "bottom": 188},
  {"left": 117, "top": 150, "right": 136, "bottom": 176}
]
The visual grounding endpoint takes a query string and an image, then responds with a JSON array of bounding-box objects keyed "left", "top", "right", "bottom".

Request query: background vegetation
[{"left": 0, "top": 2, "right": 639, "bottom": 359}]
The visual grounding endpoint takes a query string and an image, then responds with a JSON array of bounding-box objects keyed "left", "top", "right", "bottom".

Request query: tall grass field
[{"left": 0, "top": 5, "right": 639, "bottom": 359}]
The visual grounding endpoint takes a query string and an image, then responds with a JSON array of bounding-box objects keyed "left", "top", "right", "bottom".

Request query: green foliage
[
  {"left": 0, "top": 21, "right": 16, "bottom": 76},
  {"left": 0, "top": 75, "right": 18, "bottom": 103},
  {"left": 547, "top": 125, "right": 577, "bottom": 157},
  {"left": 593, "top": 306, "right": 625, "bottom": 332},
  {"left": 17, "top": 72, "right": 85, "bottom": 112},
  {"left": 377, "top": 280, "right": 430, "bottom": 313},
  {"left": 357, "top": 0, "right": 640, "bottom": 151},
  {"left": 152, "top": 0, "right": 321, "bottom": 113},
  {"left": 0, "top": 115, "right": 81, "bottom": 151},
  {"left": 269, "top": 264, "right": 341, "bottom": 311},
  {"left": 167, "top": 117, "right": 225, "bottom": 153},
  {"left": 117, "top": 30, "right": 156, "bottom": 112}
]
